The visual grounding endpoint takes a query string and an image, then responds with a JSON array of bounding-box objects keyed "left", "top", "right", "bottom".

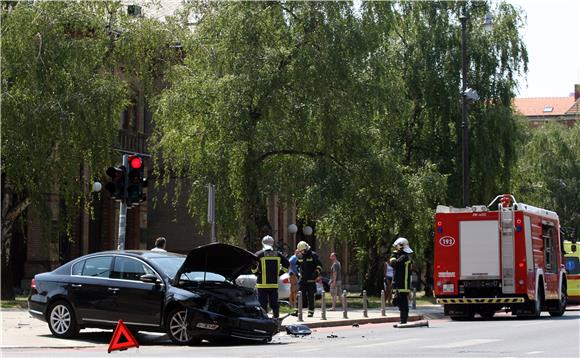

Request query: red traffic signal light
[{"left": 129, "top": 155, "right": 142, "bottom": 170}]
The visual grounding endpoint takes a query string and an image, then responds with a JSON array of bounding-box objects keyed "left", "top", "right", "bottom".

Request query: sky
[{"left": 508, "top": 0, "right": 580, "bottom": 98}]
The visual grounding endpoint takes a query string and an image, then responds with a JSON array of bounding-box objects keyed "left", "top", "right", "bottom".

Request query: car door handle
[
  {"left": 108, "top": 287, "right": 120, "bottom": 292},
  {"left": 71, "top": 284, "right": 82, "bottom": 288}
]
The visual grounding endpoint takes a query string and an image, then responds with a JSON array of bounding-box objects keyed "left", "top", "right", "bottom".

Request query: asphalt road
[{"left": 2, "top": 308, "right": 579, "bottom": 357}]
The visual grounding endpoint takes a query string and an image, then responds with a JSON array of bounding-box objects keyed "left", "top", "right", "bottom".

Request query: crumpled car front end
[
  {"left": 173, "top": 243, "right": 280, "bottom": 343},
  {"left": 184, "top": 286, "right": 279, "bottom": 342}
]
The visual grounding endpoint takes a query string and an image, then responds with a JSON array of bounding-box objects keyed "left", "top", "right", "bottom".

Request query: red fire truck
[{"left": 433, "top": 194, "right": 567, "bottom": 319}]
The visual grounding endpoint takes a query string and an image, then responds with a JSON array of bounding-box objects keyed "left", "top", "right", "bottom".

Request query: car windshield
[
  {"left": 149, "top": 257, "right": 227, "bottom": 282},
  {"left": 179, "top": 271, "right": 227, "bottom": 282},
  {"left": 149, "top": 257, "right": 186, "bottom": 278}
]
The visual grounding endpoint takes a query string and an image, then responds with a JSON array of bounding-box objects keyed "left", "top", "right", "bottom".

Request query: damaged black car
[{"left": 28, "top": 243, "right": 279, "bottom": 345}]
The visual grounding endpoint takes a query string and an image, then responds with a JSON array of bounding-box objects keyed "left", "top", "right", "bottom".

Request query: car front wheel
[
  {"left": 166, "top": 308, "right": 199, "bottom": 345},
  {"left": 48, "top": 300, "right": 79, "bottom": 338}
]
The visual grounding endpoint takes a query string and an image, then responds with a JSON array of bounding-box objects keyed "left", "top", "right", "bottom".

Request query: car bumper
[
  {"left": 186, "top": 307, "right": 278, "bottom": 341},
  {"left": 28, "top": 297, "right": 47, "bottom": 322}
]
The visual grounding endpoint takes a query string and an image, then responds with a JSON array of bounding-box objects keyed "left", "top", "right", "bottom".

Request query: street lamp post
[
  {"left": 460, "top": 13, "right": 470, "bottom": 208},
  {"left": 459, "top": 10, "right": 493, "bottom": 208}
]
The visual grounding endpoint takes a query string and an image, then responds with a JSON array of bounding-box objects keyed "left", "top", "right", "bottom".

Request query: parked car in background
[
  {"left": 28, "top": 243, "right": 279, "bottom": 345},
  {"left": 236, "top": 273, "right": 329, "bottom": 300}
]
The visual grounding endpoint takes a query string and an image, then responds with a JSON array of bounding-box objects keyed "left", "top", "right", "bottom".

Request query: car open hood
[{"left": 174, "top": 243, "right": 258, "bottom": 282}]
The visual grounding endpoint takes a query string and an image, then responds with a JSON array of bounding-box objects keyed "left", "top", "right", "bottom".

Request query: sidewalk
[{"left": 281, "top": 305, "right": 441, "bottom": 329}]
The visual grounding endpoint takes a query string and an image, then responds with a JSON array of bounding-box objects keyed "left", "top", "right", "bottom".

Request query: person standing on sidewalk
[
  {"left": 252, "top": 235, "right": 290, "bottom": 318},
  {"left": 389, "top": 237, "right": 413, "bottom": 324},
  {"left": 288, "top": 250, "right": 301, "bottom": 308},
  {"left": 151, "top": 237, "right": 167, "bottom": 252},
  {"left": 384, "top": 260, "right": 394, "bottom": 306},
  {"left": 329, "top": 252, "right": 342, "bottom": 310},
  {"left": 296, "top": 241, "right": 322, "bottom": 317}
]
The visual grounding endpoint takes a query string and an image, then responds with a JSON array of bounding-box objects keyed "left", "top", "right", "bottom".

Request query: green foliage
[
  {"left": 153, "top": 1, "right": 528, "bottom": 282},
  {"left": 513, "top": 123, "right": 580, "bottom": 234},
  {"left": 1, "top": 1, "right": 182, "bottom": 221},
  {"left": 1, "top": 1, "right": 127, "bottom": 216}
]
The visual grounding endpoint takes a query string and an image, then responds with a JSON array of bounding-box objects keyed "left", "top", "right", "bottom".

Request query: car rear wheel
[
  {"left": 48, "top": 301, "right": 79, "bottom": 338},
  {"left": 166, "top": 308, "right": 199, "bottom": 345}
]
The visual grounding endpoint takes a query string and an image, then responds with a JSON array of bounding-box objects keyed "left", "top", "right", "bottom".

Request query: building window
[{"left": 543, "top": 106, "right": 554, "bottom": 113}]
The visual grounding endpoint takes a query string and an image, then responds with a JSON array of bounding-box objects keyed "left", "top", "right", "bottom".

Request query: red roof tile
[{"left": 513, "top": 96, "right": 576, "bottom": 116}]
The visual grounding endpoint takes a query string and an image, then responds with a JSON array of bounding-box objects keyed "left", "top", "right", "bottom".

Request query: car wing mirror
[{"left": 140, "top": 274, "right": 161, "bottom": 284}]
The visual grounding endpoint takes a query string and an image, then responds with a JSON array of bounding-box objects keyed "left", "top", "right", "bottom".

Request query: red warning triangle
[{"left": 108, "top": 320, "right": 139, "bottom": 353}]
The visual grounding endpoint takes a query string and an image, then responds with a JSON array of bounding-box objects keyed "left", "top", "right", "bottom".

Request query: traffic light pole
[
  {"left": 117, "top": 154, "right": 129, "bottom": 250},
  {"left": 208, "top": 184, "right": 216, "bottom": 243}
]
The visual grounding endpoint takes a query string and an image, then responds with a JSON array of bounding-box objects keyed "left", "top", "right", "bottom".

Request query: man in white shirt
[{"left": 151, "top": 237, "right": 167, "bottom": 252}]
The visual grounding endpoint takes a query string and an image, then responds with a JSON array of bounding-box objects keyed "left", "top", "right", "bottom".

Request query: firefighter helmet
[
  {"left": 393, "top": 237, "right": 413, "bottom": 253},
  {"left": 262, "top": 235, "right": 274, "bottom": 250}
]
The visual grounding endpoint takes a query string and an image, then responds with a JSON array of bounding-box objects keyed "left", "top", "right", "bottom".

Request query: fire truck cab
[{"left": 433, "top": 194, "right": 567, "bottom": 319}]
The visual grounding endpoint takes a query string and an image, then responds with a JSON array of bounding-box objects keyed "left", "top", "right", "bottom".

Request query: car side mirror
[{"left": 140, "top": 274, "right": 161, "bottom": 285}]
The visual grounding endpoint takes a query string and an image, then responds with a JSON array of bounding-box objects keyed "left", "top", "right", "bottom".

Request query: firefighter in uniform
[
  {"left": 389, "top": 237, "right": 413, "bottom": 324},
  {"left": 252, "top": 235, "right": 289, "bottom": 318},
  {"left": 296, "top": 241, "right": 323, "bottom": 317}
]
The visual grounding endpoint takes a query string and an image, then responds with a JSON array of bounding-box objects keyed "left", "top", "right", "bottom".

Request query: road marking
[
  {"left": 525, "top": 352, "right": 544, "bottom": 355},
  {"left": 425, "top": 339, "right": 501, "bottom": 349},
  {"left": 514, "top": 321, "right": 550, "bottom": 327},
  {"left": 295, "top": 348, "right": 323, "bottom": 353},
  {"left": 351, "top": 338, "right": 419, "bottom": 349}
]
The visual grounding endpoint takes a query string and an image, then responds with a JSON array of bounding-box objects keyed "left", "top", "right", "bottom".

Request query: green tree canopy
[{"left": 0, "top": 0, "right": 182, "bottom": 299}]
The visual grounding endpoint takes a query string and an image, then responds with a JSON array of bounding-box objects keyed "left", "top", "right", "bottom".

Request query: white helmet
[
  {"left": 262, "top": 235, "right": 274, "bottom": 250},
  {"left": 393, "top": 237, "right": 413, "bottom": 253}
]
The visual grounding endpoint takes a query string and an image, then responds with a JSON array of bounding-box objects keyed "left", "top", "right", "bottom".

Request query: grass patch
[{"left": 1, "top": 296, "right": 28, "bottom": 309}]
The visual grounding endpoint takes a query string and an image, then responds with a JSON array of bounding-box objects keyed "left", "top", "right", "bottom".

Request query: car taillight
[
  {"left": 282, "top": 277, "right": 289, "bottom": 284},
  {"left": 31, "top": 278, "right": 36, "bottom": 290}
]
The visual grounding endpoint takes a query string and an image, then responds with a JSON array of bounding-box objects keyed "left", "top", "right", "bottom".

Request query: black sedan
[{"left": 28, "top": 243, "right": 279, "bottom": 344}]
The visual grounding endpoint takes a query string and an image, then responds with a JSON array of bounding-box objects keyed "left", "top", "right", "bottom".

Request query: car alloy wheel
[
  {"left": 167, "top": 308, "right": 196, "bottom": 345},
  {"left": 48, "top": 301, "right": 79, "bottom": 338}
]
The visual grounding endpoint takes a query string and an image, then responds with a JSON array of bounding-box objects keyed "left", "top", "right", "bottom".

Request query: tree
[
  {"left": 153, "top": 1, "right": 396, "bottom": 250},
  {"left": 152, "top": 1, "right": 529, "bottom": 292},
  {"left": 512, "top": 123, "right": 580, "bottom": 235},
  {"left": 0, "top": 1, "right": 181, "bottom": 299}
]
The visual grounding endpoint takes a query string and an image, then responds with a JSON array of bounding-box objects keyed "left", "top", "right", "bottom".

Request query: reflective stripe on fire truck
[{"left": 436, "top": 297, "right": 525, "bottom": 304}]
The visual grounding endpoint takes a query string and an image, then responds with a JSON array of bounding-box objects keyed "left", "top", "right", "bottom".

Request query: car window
[
  {"left": 81, "top": 256, "right": 113, "bottom": 278},
  {"left": 111, "top": 257, "right": 155, "bottom": 281},
  {"left": 72, "top": 260, "right": 85, "bottom": 276}
]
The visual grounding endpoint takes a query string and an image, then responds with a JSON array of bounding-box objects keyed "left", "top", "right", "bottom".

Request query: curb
[{"left": 282, "top": 314, "right": 424, "bottom": 329}]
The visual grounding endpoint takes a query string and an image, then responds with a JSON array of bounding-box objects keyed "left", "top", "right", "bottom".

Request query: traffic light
[
  {"left": 105, "top": 165, "right": 127, "bottom": 201},
  {"left": 127, "top": 154, "right": 147, "bottom": 206}
]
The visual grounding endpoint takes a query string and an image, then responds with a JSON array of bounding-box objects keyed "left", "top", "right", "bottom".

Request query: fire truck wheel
[
  {"left": 549, "top": 284, "right": 567, "bottom": 317},
  {"left": 531, "top": 285, "right": 544, "bottom": 318}
]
